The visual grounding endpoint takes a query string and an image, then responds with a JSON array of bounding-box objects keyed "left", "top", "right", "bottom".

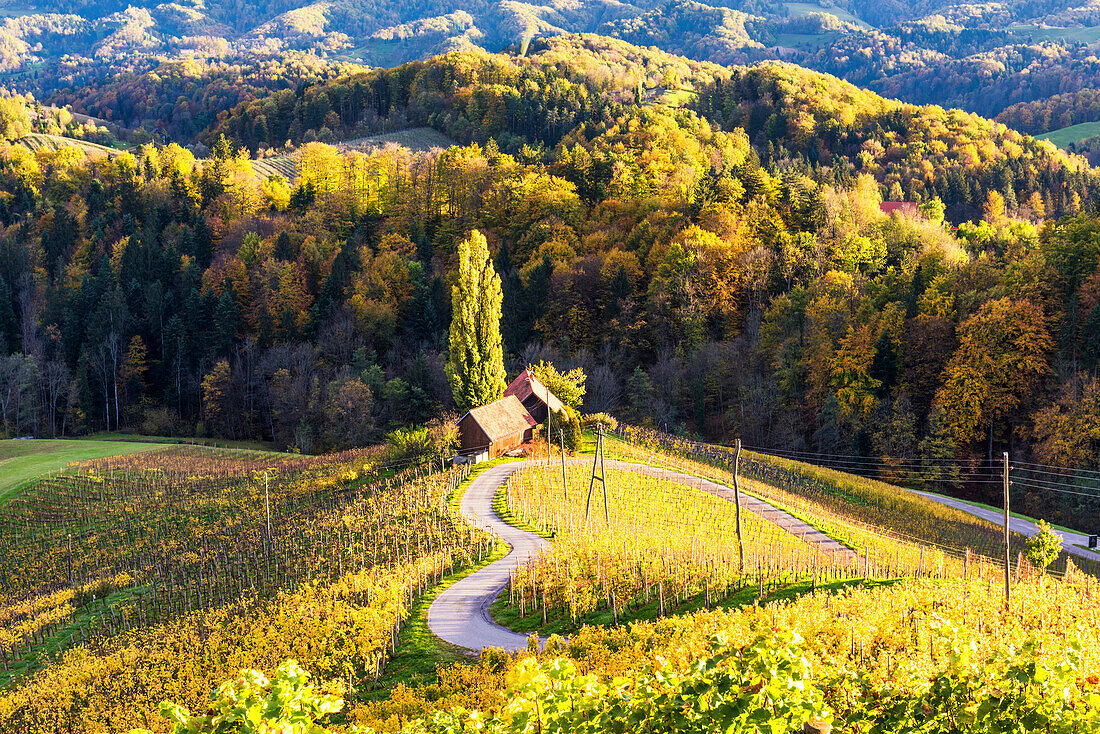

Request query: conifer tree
[{"left": 447, "top": 230, "right": 505, "bottom": 411}]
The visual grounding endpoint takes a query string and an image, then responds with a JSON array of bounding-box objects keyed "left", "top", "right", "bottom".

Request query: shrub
[
  {"left": 386, "top": 426, "right": 433, "bottom": 463},
  {"left": 551, "top": 408, "right": 582, "bottom": 452},
  {"left": 581, "top": 412, "right": 618, "bottom": 431},
  {"left": 131, "top": 660, "right": 345, "bottom": 734}
]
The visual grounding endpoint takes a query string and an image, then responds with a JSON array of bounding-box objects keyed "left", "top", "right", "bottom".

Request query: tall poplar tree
[{"left": 447, "top": 230, "right": 506, "bottom": 411}]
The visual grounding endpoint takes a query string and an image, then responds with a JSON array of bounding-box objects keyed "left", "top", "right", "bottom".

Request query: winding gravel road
[{"left": 427, "top": 459, "right": 853, "bottom": 652}]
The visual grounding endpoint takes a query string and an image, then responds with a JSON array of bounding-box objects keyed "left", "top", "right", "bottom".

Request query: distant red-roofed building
[
  {"left": 503, "top": 368, "right": 565, "bottom": 423},
  {"left": 456, "top": 395, "right": 537, "bottom": 459},
  {"left": 880, "top": 201, "right": 920, "bottom": 218}
]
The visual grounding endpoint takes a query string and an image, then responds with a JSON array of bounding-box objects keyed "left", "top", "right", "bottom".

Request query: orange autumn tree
[{"left": 935, "top": 297, "right": 1053, "bottom": 448}]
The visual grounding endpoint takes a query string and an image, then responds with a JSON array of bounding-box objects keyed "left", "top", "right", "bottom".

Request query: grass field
[
  {"left": 15, "top": 133, "right": 126, "bottom": 157},
  {"left": 784, "top": 2, "right": 870, "bottom": 28},
  {"left": 774, "top": 31, "right": 840, "bottom": 50},
  {"left": 0, "top": 2, "right": 35, "bottom": 17},
  {"left": 1036, "top": 121, "right": 1100, "bottom": 148},
  {"left": 339, "top": 38, "right": 426, "bottom": 69},
  {"left": 0, "top": 439, "right": 162, "bottom": 503},
  {"left": 1008, "top": 24, "right": 1100, "bottom": 44}
]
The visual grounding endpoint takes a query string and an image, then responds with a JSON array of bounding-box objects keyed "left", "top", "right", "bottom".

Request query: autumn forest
[{"left": 0, "top": 34, "right": 1099, "bottom": 532}]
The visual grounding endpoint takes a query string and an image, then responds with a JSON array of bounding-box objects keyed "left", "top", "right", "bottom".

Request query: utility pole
[
  {"left": 733, "top": 439, "right": 745, "bottom": 574},
  {"left": 545, "top": 380, "right": 551, "bottom": 465},
  {"left": 585, "top": 423, "right": 610, "bottom": 525},
  {"left": 1003, "top": 451, "right": 1010, "bottom": 611}
]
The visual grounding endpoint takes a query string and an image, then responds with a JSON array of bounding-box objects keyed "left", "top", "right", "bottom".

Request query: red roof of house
[
  {"left": 503, "top": 369, "right": 565, "bottom": 414},
  {"left": 462, "top": 395, "right": 537, "bottom": 442},
  {"left": 880, "top": 201, "right": 920, "bottom": 217}
]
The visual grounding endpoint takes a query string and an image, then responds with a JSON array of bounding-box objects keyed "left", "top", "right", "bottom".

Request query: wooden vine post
[
  {"left": 264, "top": 470, "right": 272, "bottom": 538},
  {"left": 585, "top": 423, "right": 611, "bottom": 526},
  {"left": 733, "top": 439, "right": 745, "bottom": 574}
]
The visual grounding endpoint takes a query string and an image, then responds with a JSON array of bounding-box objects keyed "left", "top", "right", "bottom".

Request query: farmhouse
[
  {"left": 456, "top": 395, "right": 537, "bottom": 460},
  {"left": 503, "top": 368, "right": 565, "bottom": 423}
]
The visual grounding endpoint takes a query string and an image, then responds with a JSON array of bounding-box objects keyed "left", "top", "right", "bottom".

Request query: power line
[
  {"left": 747, "top": 447, "right": 1100, "bottom": 495},
  {"left": 743, "top": 444, "right": 1001, "bottom": 466},
  {"left": 1011, "top": 460, "right": 1100, "bottom": 480},
  {"left": 1010, "top": 479, "right": 1100, "bottom": 501}
]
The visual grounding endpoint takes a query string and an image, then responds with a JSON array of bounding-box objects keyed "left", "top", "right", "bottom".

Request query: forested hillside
[
  {"left": 1, "top": 37, "right": 1099, "bottom": 516},
  {"left": 5, "top": 17, "right": 1100, "bottom": 734},
  {"left": 10, "top": 0, "right": 1100, "bottom": 138}
]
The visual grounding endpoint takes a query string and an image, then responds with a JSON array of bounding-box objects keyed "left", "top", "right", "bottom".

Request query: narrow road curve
[
  {"left": 912, "top": 490, "right": 1099, "bottom": 562},
  {"left": 428, "top": 459, "right": 854, "bottom": 652},
  {"left": 428, "top": 462, "right": 548, "bottom": 652}
]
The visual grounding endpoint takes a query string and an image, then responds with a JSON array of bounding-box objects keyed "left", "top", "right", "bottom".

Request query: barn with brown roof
[
  {"left": 456, "top": 394, "right": 537, "bottom": 460},
  {"left": 503, "top": 369, "right": 565, "bottom": 423}
]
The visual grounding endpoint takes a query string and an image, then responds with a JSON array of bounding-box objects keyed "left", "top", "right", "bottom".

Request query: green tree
[
  {"left": 553, "top": 408, "right": 582, "bottom": 452},
  {"left": 529, "top": 361, "right": 586, "bottom": 411},
  {"left": 1025, "top": 520, "right": 1063, "bottom": 574},
  {"left": 446, "top": 230, "right": 506, "bottom": 411}
]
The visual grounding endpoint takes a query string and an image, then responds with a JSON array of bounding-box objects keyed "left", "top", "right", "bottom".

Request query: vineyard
[
  {"left": 250, "top": 129, "right": 456, "bottom": 183},
  {"left": 337, "top": 128, "right": 457, "bottom": 154},
  {"left": 350, "top": 433, "right": 1100, "bottom": 732},
  {"left": 351, "top": 571, "right": 1100, "bottom": 732},
  {"left": 14, "top": 134, "right": 124, "bottom": 158},
  {"left": 0, "top": 445, "right": 493, "bottom": 732},
  {"left": 494, "top": 458, "right": 997, "bottom": 634},
  {"left": 611, "top": 426, "right": 1100, "bottom": 577},
  {"left": 251, "top": 155, "right": 298, "bottom": 180},
  {"left": 3, "top": 430, "right": 1100, "bottom": 732}
]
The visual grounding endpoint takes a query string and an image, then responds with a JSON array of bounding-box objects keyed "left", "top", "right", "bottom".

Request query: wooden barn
[
  {"left": 503, "top": 369, "right": 565, "bottom": 423},
  {"left": 456, "top": 395, "right": 537, "bottom": 460}
]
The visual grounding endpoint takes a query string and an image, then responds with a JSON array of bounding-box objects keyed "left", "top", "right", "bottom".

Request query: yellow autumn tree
[
  {"left": 934, "top": 298, "right": 1053, "bottom": 446},
  {"left": 829, "top": 325, "right": 881, "bottom": 423}
]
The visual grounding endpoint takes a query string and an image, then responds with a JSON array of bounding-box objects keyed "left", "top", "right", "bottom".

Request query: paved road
[
  {"left": 912, "top": 490, "right": 1099, "bottom": 562},
  {"left": 428, "top": 459, "right": 853, "bottom": 652},
  {"left": 427, "top": 463, "right": 549, "bottom": 652}
]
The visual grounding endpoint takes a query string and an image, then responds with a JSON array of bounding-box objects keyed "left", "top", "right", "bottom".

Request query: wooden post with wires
[
  {"left": 733, "top": 439, "right": 745, "bottom": 574},
  {"left": 264, "top": 470, "right": 272, "bottom": 538},
  {"left": 585, "top": 423, "right": 610, "bottom": 525},
  {"left": 559, "top": 428, "right": 568, "bottom": 497},
  {"left": 1003, "top": 451, "right": 1010, "bottom": 611}
]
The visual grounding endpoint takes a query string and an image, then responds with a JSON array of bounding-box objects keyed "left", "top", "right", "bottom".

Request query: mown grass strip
[{"left": 0, "top": 439, "right": 165, "bottom": 504}]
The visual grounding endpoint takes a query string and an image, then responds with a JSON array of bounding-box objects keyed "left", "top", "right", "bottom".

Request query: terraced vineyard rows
[
  {"left": 251, "top": 155, "right": 297, "bottom": 180},
  {"left": 14, "top": 134, "right": 123, "bottom": 157},
  {"left": 0, "top": 446, "right": 492, "bottom": 732},
  {"left": 613, "top": 426, "right": 1100, "bottom": 577}
]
